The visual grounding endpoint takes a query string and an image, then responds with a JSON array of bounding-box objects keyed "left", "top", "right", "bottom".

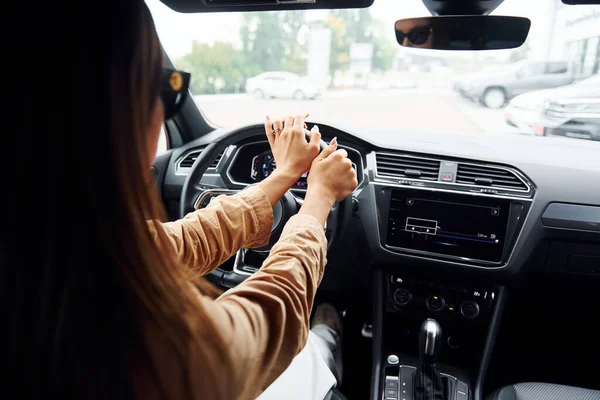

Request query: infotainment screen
[{"left": 386, "top": 189, "right": 510, "bottom": 263}]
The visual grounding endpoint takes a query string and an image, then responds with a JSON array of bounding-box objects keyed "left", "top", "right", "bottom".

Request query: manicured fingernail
[
  {"left": 312, "top": 125, "right": 319, "bottom": 131},
  {"left": 330, "top": 137, "right": 337, "bottom": 147},
  {"left": 266, "top": 115, "right": 270, "bottom": 121}
]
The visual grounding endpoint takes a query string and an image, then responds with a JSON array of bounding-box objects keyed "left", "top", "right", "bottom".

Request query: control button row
[{"left": 390, "top": 275, "right": 492, "bottom": 300}]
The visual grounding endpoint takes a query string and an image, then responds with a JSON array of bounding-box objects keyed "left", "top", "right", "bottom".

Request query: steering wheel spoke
[{"left": 233, "top": 249, "right": 260, "bottom": 276}]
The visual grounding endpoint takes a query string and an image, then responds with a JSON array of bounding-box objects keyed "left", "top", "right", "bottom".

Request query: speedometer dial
[
  {"left": 250, "top": 150, "right": 309, "bottom": 189},
  {"left": 251, "top": 151, "right": 277, "bottom": 181},
  {"left": 261, "top": 154, "right": 276, "bottom": 178}
]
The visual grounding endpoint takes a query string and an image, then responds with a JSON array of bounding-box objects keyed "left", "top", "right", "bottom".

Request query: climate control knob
[
  {"left": 425, "top": 295, "right": 446, "bottom": 312},
  {"left": 460, "top": 300, "right": 480, "bottom": 319},
  {"left": 393, "top": 288, "right": 412, "bottom": 306}
]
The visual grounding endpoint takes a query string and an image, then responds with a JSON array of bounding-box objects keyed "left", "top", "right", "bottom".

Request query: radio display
[{"left": 386, "top": 189, "right": 510, "bottom": 263}]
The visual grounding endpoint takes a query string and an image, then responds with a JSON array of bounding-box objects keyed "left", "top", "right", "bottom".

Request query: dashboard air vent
[
  {"left": 179, "top": 150, "right": 202, "bottom": 168},
  {"left": 456, "top": 164, "right": 527, "bottom": 191},
  {"left": 209, "top": 149, "right": 225, "bottom": 169},
  {"left": 179, "top": 148, "right": 225, "bottom": 170},
  {"left": 376, "top": 153, "right": 440, "bottom": 181}
]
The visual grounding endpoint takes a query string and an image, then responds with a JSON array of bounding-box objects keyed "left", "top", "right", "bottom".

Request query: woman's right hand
[
  {"left": 299, "top": 138, "right": 358, "bottom": 225},
  {"left": 308, "top": 137, "right": 358, "bottom": 203}
]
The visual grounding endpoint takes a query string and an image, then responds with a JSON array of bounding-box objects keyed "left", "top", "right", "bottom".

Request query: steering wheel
[{"left": 179, "top": 129, "right": 352, "bottom": 288}]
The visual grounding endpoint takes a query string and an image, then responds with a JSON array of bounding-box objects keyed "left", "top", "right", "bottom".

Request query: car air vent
[
  {"left": 209, "top": 149, "right": 225, "bottom": 169},
  {"left": 456, "top": 164, "right": 527, "bottom": 191},
  {"left": 179, "top": 148, "right": 225, "bottom": 170},
  {"left": 179, "top": 150, "right": 202, "bottom": 168},
  {"left": 376, "top": 153, "right": 440, "bottom": 181}
]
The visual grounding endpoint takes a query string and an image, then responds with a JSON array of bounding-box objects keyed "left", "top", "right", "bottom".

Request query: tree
[
  {"left": 325, "top": 9, "right": 396, "bottom": 75},
  {"left": 240, "top": 11, "right": 307, "bottom": 75},
  {"left": 325, "top": 13, "right": 350, "bottom": 75},
  {"left": 177, "top": 41, "right": 249, "bottom": 94},
  {"left": 281, "top": 11, "right": 308, "bottom": 74},
  {"left": 370, "top": 19, "right": 397, "bottom": 72}
]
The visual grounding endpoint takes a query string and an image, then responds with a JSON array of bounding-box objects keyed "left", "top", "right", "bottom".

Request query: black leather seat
[{"left": 487, "top": 382, "right": 600, "bottom": 400}]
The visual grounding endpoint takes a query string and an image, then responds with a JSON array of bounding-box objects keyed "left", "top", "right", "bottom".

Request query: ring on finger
[{"left": 272, "top": 127, "right": 281, "bottom": 135}]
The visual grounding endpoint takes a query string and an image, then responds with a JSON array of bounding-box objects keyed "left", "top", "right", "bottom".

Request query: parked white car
[
  {"left": 245, "top": 72, "right": 322, "bottom": 100},
  {"left": 504, "top": 74, "right": 600, "bottom": 135}
]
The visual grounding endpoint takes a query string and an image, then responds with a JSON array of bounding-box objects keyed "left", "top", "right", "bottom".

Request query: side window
[
  {"left": 265, "top": 76, "right": 284, "bottom": 81},
  {"left": 545, "top": 62, "right": 568, "bottom": 74},
  {"left": 156, "top": 125, "right": 168, "bottom": 156}
]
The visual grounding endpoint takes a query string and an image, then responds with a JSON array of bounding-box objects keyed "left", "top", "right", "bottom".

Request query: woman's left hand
[{"left": 265, "top": 114, "right": 321, "bottom": 180}]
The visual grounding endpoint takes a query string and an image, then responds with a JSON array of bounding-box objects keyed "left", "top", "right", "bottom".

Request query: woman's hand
[
  {"left": 299, "top": 138, "right": 358, "bottom": 225},
  {"left": 265, "top": 114, "right": 321, "bottom": 180}
]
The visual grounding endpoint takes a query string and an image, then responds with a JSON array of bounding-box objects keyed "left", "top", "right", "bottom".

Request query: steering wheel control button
[
  {"left": 393, "top": 288, "right": 412, "bottom": 307},
  {"left": 460, "top": 300, "right": 480, "bottom": 319},
  {"left": 387, "top": 354, "right": 400, "bottom": 365},
  {"left": 425, "top": 295, "right": 446, "bottom": 312}
]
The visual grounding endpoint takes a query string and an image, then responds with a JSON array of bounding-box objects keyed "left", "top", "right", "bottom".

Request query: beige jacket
[{"left": 148, "top": 185, "right": 327, "bottom": 399}]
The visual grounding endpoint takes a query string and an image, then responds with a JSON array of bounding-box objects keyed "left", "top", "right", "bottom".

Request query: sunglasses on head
[
  {"left": 395, "top": 26, "right": 432, "bottom": 46},
  {"left": 161, "top": 68, "right": 191, "bottom": 120}
]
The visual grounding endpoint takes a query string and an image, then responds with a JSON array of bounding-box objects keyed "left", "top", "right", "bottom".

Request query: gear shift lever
[
  {"left": 420, "top": 318, "right": 442, "bottom": 363},
  {"left": 414, "top": 319, "right": 444, "bottom": 400}
]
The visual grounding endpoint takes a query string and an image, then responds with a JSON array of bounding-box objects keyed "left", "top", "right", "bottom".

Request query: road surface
[{"left": 192, "top": 89, "right": 524, "bottom": 136}]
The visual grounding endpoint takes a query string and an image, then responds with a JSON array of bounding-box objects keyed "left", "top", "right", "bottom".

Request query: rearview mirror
[{"left": 394, "top": 16, "right": 530, "bottom": 51}]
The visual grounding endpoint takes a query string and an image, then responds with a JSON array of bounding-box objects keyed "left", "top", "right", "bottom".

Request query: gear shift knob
[{"left": 419, "top": 318, "right": 442, "bottom": 363}]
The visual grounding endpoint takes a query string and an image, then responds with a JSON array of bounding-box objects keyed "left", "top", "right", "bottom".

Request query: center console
[
  {"left": 368, "top": 170, "right": 526, "bottom": 399},
  {"left": 371, "top": 269, "right": 505, "bottom": 400}
]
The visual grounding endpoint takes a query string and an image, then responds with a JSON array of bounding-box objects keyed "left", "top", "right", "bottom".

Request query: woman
[{"left": 4, "top": 0, "right": 357, "bottom": 399}]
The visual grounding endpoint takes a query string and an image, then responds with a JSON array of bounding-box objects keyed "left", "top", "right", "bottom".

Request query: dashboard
[{"left": 161, "top": 123, "right": 600, "bottom": 277}]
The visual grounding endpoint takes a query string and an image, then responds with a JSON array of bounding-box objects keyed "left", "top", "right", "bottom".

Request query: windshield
[{"left": 148, "top": 0, "right": 600, "bottom": 140}]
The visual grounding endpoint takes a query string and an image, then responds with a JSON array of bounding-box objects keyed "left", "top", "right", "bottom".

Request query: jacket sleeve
[
  {"left": 194, "top": 214, "right": 327, "bottom": 399},
  {"left": 149, "top": 185, "right": 274, "bottom": 276}
]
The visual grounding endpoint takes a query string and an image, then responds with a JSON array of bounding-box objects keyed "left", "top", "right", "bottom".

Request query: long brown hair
[{"left": 3, "top": 1, "right": 224, "bottom": 398}]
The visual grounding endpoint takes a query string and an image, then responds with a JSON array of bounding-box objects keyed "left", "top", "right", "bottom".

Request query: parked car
[
  {"left": 504, "top": 74, "right": 600, "bottom": 140},
  {"left": 245, "top": 72, "right": 322, "bottom": 100},
  {"left": 459, "top": 60, "right": 575, "bottom": 109},
  {"left": 536, "top": 76, "right": 600, "bottom": 141}
]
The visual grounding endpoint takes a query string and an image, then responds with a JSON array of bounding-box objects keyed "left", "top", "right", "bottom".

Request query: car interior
[{"left": 152, "top": 0, "right": 600, "bottom": 399}]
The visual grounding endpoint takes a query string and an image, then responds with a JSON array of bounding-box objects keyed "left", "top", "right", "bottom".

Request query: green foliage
[
  {"left": 325, "top": 9, "right": 397, "bottom": 74},
  {"left": 178, "top": 41, "right": 249, "bottom": 94},
  {"left": 370, "top": 19, "right": 397, "bottom": 72},
  {"left": 177, "top": 9, "right": 396, "bottom": 93},
  {"left": 241, "top": 11, "right": 308, "bottom": 75}
]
